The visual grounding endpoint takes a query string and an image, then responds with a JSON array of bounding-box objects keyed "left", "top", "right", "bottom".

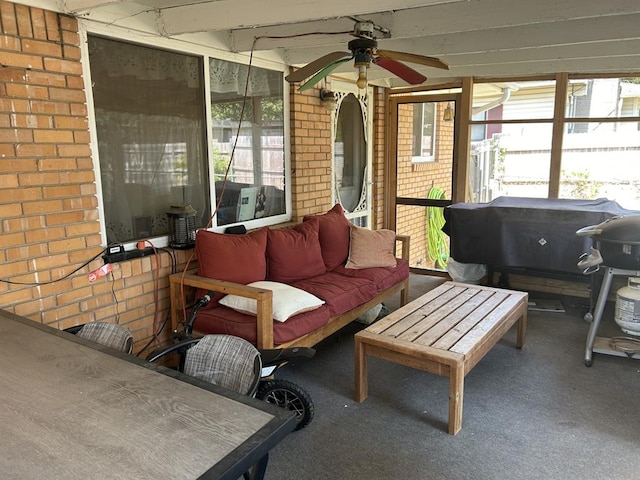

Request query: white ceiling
[{"left": 29, "top": 0, "right": 640, "bottom": 87}]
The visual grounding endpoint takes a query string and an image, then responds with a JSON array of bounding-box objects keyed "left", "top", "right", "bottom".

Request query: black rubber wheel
[{"left": 257, "top": 379, "right": 314, "bottom": 431}]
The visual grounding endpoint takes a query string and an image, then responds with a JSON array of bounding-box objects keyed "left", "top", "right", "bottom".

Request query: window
[
  {"left": 412, "top": 102, "right": 436, "bottom": 162},
  {"left": 89, "top": 36, "right": 209, "bottom": 244},
  {"left": 468, "top": 77, "right": 640, "bottom": 209},
  {"left": 88, "top": 36, "right": 288, "bottom": 244},
  {"left": 209, "top": 59, "right": 286, "bottom": 226},
  {"left": 560, "top": 77, "right": 640, "bottom": 208}
]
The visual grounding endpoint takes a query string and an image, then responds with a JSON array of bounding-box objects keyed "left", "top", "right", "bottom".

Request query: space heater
[{"left": 167, "top": 204, "right": 196, "bottom": 249}]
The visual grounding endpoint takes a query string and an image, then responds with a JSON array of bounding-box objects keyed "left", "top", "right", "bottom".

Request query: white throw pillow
[{"left": 219, "top": 281, "right": 325, "bottom": 322}]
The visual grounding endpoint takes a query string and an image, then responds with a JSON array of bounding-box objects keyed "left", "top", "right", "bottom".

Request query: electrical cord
[{"left": 0, "top": 246, "right": 110, "bottom": 286}]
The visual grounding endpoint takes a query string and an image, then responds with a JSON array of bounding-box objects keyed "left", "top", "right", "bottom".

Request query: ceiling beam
[
  {"left": 282, "top": 13, "right": 640, "bottom": 66},
  {"left": 156, "top": 0, "right": 462, "bottom": 35}
]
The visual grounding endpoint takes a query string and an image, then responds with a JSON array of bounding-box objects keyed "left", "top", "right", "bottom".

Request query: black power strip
[{"left": 103, "top": 247, "right": 156, "bottom": 263}]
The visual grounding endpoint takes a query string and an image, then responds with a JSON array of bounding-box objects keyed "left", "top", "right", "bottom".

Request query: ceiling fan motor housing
[{"left": 348, "top": 37, "right": 377, "bottom": 66}]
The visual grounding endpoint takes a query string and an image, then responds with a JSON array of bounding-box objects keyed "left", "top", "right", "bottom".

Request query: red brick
[
  {"left": 22, "top": 199, "right": 63, "bottom": 215},
  {"left": 0, "top": 172, "right": 18, "bottom": 187},
  {"left": 15, "top": 4, "right": 32, "bottom": 38},
  {"left": 49, "top": 87, "right": 85, "bottom": 103},
  {"left": 60, "top": 29, "right": 79, "bottom": 47},
  {"left": 0, "top": 1, "right": 17, "bottom": 35},
  {"left": 0, "top": 202, "right": 21, "bottom": 218},
  {"left": 46, "top": 211, "right": 83, "bottom": 225},
  {"left": 57, "top": 144, "right": 91, "bottom": 157},
  {"left": 30, "top": 7, "right": 46, "bottom": 40},
  {"left": 29, "top": 100, "right": 70, "bottom": 115},
  {"left": 19, "top": 171, "right": 60, "bottom": 186},
  {"left": 0, "top": 128, "right": 33, "bottom": 142},
  {"left": 22, "top": 38, "right": 62, "bottom": 57},
  {"left": 33, "top": 129, "right": 74, "bottom": 143},
  {"left": 25, "top": 227, "right": 65, "bottom": 244},
  {"left": 11, "top": 113, "right": 53, "bottom": 128},
  {"left": 0, "top": 33, "right": 20, "bottom": 50},
  {"left": 49, "top": 236, "right": 86, "bottom": 253},
  {"left": 43, "top": 57, "right": 82, "bottom": 75},
  {"left": 0, "top": 50, "right": 43, "bottom": 69},
  {"left": 39, "top": 157, "right": 76, "bottom": 170},
  {"left": 5, "top": 242, "right": 48, "bottom": 261},
  {"left": 2, "top": 214, "right": 43, "bottom": 231},
  {"left": 43, "top": 10, "right": 60, "bottom": 42},
  {"left": 26, "top": 70, "right": 66, "bottom": 87},
  {"left": 15, "top": 143, "right": 56, "bottom": 157}
]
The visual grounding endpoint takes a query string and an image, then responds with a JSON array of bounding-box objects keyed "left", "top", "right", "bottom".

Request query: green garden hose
[{"left": 426, "top": 186, "right": 450, "bottom": 269}]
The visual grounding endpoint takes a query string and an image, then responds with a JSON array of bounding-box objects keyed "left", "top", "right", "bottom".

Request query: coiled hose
[{"left": 426, "top": 186, "right": 450, "bottom": 269}]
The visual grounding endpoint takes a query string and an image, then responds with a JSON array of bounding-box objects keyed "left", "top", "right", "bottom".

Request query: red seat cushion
[
  {"left": 266, "top": 219, "right": 326, "bottom": 283},
  {"left": 291, "top": 272, "right": 377, "bottom": 317},
  {"left": 303, "top": 204, "right": 350, "bottom": 271},
  {"left": 194, "top": 304, "right": 331, "bottom": 346},
  {"left": 333, "top": 258, "right": 410, "bottom": 292}
]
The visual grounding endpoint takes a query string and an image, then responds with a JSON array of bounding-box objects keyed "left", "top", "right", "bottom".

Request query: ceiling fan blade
[
  {"left": 377, "top": 49, "right": 449, "bottom": 70},
  {"left": 374, "top": 57, "right": 427, "bottom": 85},
  {"left": 298, "top": 56, "right": 353, "bottom": 92},
  {"left": 285, "top": 51, "right": 352, "bottom": 83}
]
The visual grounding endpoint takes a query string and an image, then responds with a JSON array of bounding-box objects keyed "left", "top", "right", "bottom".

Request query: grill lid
[{"left": 576, "top": 214, "right": 640, "bottom": 244}]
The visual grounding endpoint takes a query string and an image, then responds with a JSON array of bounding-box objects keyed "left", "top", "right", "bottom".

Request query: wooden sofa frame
[{"left": 169, "top": 235, "right": 410, "bottom": 350}]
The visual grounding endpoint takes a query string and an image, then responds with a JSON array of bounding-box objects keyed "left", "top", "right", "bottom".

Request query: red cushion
[
  {"left": 291, "top": 272, "right": 378, "bottom": 317},
  {"left": 196, "top": 227, "right": 268, "bottom": 284},
  {"left": 267, "top": 219, "right": 326, "bottom": 283},
  {"left": 333, "top": 258, "right": 410, "bottom": 292},
  {"left": 303, "top": 204, "right": 350, "bottom": 270},
  {"left": 194, "top": 304, "right": 331, "bottom": 346}
]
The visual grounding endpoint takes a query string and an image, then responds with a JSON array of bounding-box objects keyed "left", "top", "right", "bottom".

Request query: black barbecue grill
[
  {"left": 577, "top": 215, "right": 640, "bottom": 271},
  {"left": 576, "top": 214, "right": 640, "bottom": 366}
]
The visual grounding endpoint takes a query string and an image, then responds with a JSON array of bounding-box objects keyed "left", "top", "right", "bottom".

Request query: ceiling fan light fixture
[{"left": 356, "top": 64, "right": 368, "bottom": 89}]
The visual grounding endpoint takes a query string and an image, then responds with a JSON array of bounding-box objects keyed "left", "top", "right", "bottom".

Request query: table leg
[
  {"left": 354, "top": 338, "right": 368, "bottom": 402},
  {"left": 448, "top": 362, "right": 464, "bottom": 435},
  {"left": 516, "top": 307, "right": 527, "bottom": 349},
  {"left": 244, "top": 454, "right": 268, "bottom": 480}
]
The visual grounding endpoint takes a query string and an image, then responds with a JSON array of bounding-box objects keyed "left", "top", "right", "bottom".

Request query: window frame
[
  {"left": 79, "top": 22, "right": 291, "bottom": 249},
  {"left": 411, "top": 102, "right": 437, "bottom": 163}
]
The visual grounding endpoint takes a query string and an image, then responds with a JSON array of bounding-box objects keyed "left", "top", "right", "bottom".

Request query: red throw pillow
[
  {"left": 196, "top": 227, "right": 268, "bottom": 284},
  {"left": 267, "top": 219, "right": 326, "bottom": 283},
  {"left": 303, "top": 204, "right": 350, "bottom": 270}
]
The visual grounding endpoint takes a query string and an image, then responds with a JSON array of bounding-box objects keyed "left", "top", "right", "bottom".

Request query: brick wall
[
  {"left": 0, "top": 1, "right": 389, "bottom": 352},
  {"left": 289, "top": 86, "right": 334, "bottom": 220},
  {"left": 0, "top": 1, "right": 194, "bottom": 352}
]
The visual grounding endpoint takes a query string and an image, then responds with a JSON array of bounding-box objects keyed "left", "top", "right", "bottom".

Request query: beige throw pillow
[
  {"left": 219, "top": 281, "right": 325, "bottom": 322},
  {"left": 345, "top": 225, "right": 397, "bottom": 269}
]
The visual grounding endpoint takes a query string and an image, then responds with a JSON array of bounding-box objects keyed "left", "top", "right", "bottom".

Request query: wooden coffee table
[{"left": 354, "top": 281, "right": 528, "bottom": 435}]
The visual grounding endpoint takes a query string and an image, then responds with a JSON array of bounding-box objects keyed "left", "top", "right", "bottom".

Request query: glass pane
[
  {"left": 335, "top": 94, "right": 366, "bottom": 212},
  {"left": 210, "top": 59, "right": 285, "bottom": 226},
  {"left": 412, "top": 102, "right": 436, "bottom": 160},
  {"left": 473, "top": 80, "right": 556, "bottom": 121},
  {"left": 395, "top": 100, "right": 454, "bottom": 273},
  {"left": 89, "top": 36, "right": 209, "bottom": 244},
  {"left": 559, "top": 122, "right": 640, "bottom": 210},
  {"left": 470, "top": 123, "right": 552, "bottom": 201},
  {"left": 566, "top": 77, "right": 640, "bottom": 118}
]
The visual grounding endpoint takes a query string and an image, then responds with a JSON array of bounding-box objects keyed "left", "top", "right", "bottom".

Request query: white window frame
[{"left": 79, "top": 21, "right": 291, "bottom": 249}]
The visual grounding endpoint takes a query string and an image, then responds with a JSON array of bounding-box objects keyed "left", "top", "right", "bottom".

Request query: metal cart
[{"left": 584, "top": 266, "right": 640, "bottom": 366}]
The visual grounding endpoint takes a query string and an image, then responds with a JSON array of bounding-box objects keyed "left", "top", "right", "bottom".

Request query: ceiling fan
[{"left": 285, "top": 21, "right": 449, "bottom": 91}]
